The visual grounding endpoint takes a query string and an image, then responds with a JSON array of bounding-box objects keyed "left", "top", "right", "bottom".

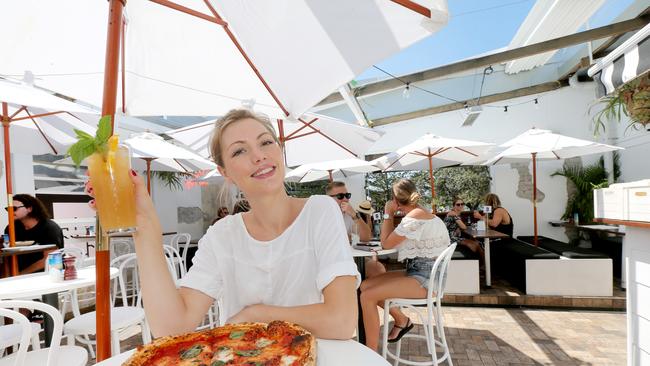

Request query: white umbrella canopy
[
  {"left": 166, "top": 113, "right": 384, "bottom": 167},
  {"left": 483, "top": 128, "right": 623, "bottom": 245},
  {"left": 1, "top": 0, "right": 449, "bottom": 117},
  {"left": 372, "top": 133, "right": 493, "bottom": 205},
  {"left": 285, "top": 158, "right": 379, "bottom": 183}
]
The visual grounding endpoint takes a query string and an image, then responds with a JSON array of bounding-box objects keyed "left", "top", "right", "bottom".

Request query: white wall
[
  {"left": 368, "top": 84, "right": 643, "bottom": 242},
  {"left": 151, "top": 176, "right": 204, "bottom": 242}
]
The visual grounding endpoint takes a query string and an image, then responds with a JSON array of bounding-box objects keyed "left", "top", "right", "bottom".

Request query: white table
[
  {"left": 94, "top": 339, "right": 390, "bottom": 365},
  {"left": 462, "top": 228, "right": 509, "bottom": 287},
  {"left": 350, "top": 245, "right": 397, "bottom": 344},
  {"left": 0, "top": 266, "right": 119, "bottom": 345}
]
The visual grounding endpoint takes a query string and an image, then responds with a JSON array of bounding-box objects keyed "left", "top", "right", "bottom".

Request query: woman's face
[
  {"left": 217, "top": 118, "right": 285, "bottom": 198},
  {"left": 11, "top": 200, "right": 31, "bottom": 220},
  {"left": 453, "top": 200, "right": 464, "bottom": 213}
]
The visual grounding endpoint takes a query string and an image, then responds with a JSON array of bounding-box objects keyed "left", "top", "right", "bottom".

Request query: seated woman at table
[
  {"left": 444, "top": 197, "right": 483, "bottom": 261},
  {"left": 359, "top": 179, "right": 451, "bottom": 352},
  {"left": 357, "top": 200, "right": 386, "bottom": 278},
  {"left": 3, "top": 194, "right": 64, "bottom": 274},
  {"left": 473, "top": 193, "right": 514, "bottom": 237},
  {"left": 88, "top": 109, "right": 359, "bottom": 339}
]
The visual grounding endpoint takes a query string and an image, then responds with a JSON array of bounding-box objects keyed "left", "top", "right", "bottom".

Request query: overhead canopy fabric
[
  {"left": 1, "top": 0, "right": 449, "bottom": 117},
  {"left": 588, "top": 23, "right": 650, "bottom": 97}
]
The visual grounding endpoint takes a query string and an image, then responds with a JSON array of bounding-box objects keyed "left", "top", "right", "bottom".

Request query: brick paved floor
[{"left": 92, "top": 306, "right": 625, "bottom": 365}]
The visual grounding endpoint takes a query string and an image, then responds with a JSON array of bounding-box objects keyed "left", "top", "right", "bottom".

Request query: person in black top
[
  {"left": 4, "top": 194, "right": 64, "bottom": 274},
  {"left": 473, "top": 193, "right": 514, "bottom": 237}
]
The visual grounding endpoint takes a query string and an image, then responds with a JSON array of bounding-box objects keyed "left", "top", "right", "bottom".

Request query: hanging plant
[{"left": 592, "top": 73, "right": 650, "bottom": 134}]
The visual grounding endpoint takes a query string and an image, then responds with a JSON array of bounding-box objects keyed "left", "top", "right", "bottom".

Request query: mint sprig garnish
[{"left": 67, "top": 115, "right": 113, "bottom": 166}]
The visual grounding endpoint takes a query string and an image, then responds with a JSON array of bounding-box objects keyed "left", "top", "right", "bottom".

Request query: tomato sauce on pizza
[{"left": 123, "top": 321, "right": 316, "bottom": 366}]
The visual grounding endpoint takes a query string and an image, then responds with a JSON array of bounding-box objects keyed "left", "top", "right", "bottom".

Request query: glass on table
[{"left": 87, "top": 145, "right": 136, "bottom": 235}]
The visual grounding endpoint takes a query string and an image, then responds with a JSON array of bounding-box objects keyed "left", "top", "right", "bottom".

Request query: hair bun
[{"left": 409, "top": 192, "right": 421, "bottom": 205}]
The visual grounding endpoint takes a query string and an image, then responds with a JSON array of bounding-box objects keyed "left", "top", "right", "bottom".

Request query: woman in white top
[
  {"left": 92, "top": 109, "right": 360, "bottom": 339},
  {"left": 359, "top": 179, "right": 450, "bottom": 351}
]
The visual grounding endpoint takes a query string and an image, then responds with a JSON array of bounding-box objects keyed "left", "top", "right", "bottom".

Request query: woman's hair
[
  {"left": 232, "top": 200, "right": 250, "bottom": 214},
  {"left": 453, "top": 197, "right": 463, "bottom": 205},
  {"left": 392, "top": 179, "right": 420, "bottom": 206},
  {"left": 208, "top": 109, "right": 280, "bottom": 167},
  {"left": 484, "top": 193, "right": 502, "bottom": 208},
  {"left": 208, "top": 109, "right": 280, "bottom": 211},
  {"left": 13, "top": 194, "right": 50, "bottom": 221}
]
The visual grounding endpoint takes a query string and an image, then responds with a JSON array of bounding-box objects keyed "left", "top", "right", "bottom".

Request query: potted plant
[{"left": 592, "top": 73, "right": 650, "bottom": 134}]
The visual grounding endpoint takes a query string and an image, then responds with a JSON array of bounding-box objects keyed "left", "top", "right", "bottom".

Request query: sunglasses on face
[
  {"left": 4, "top": 205, "right": 25, "bottom": 211},
  {"left": 330, "top": 193, "right": 352, "bottom": 200},
  {"left": 454, "top": 203, "right": 464, "bottom": 207}
]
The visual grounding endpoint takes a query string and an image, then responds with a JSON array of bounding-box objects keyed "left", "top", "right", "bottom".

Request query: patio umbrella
[
  {"left": 372, "top": 133, "right": 493, "bottom": 207},
  {"left": 484, "top": 128, "right": 623, "bottom": 246},
  {"left": 124, "top": 132, "right": 216, "bottom": 193},
  {"left": 166, "top": 113, "right": 384, "bottom": 167},
  {"left": 285, "top": 158, "right": 379, "bottom": 183},
  {"left": 1, "top": 0, "right": 449, "bottom": 118},
  {"left": 2, "top": 0, "right": 449, "bottom": 359},
  {"left": 0, "top": 79, "right": 95, "bottom": 275}
]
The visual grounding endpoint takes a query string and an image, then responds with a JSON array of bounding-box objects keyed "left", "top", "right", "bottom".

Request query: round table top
[
  {"left": 0, "top": 266, "right": 119, "bottom": 299},
  {"left": 94, "top": 339, "right": 389, "bottom": 365}
]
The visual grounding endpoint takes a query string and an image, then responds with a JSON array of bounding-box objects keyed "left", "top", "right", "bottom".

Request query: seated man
[{"left": 325, "top": 181, "right": 371, "bottom": 242}]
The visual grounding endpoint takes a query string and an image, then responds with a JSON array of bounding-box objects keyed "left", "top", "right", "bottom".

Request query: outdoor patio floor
[{"left": 106, "top": 306, "right": 626, "bottom": 366}]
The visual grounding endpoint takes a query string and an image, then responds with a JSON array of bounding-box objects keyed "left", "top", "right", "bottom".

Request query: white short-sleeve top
[
  {"left": 179, "top": 195, "right": 361, "bottom": 322},
  {"left": 393, "top": 216, "right": 451, "bottom": 262}
]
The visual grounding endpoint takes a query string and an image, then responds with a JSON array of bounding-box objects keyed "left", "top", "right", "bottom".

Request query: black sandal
[{"left": 387, "top": 319, "right": 414, "bottom": 343}]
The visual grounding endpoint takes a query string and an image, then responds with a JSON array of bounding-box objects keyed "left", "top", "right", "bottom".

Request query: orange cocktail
[{"left": 87, "top": 145, "right": 136, "bottom": 235}]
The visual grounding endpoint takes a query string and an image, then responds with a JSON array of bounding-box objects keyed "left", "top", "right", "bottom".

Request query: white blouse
[
  {"left": 393, "top": 216, "right": 451, "bottom": 262},
  {"left": 179, "top": 195, "right": 361, "bottom": 323}
]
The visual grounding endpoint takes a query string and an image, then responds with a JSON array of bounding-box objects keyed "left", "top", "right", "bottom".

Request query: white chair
[
  {"left": 382, "top": 244, "right": 457, "bottom": 366},
  {"left": 169, "top": 233, "right": 192, "bottom": 270},
  {"left": 0, "top": 300, "right": 87, "bottom": 366},
  {"left": 64, "top": 253, "right": 151, "bottom": 356},
  {"left": 0, "top": 322, "right": 41, "bottom": 356}
]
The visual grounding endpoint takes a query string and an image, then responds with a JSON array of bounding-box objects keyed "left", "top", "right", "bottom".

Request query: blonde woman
[
  {"left": 88, "top": 109, "right": 359, "bottom": 339},
  {"left": 359, "top": 179, "right": 451, "bottom": 351}
]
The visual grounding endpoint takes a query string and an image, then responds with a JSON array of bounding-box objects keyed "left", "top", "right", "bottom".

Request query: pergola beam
[
  {"left": 317, "top": 14, "right": 650, "bottom": 107},
  {"left": 372, "top": 81, "right": 564, "bottom": 126}
]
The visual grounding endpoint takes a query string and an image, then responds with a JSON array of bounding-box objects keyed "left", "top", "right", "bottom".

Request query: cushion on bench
[
  {"left": 517, "top": 236, "right": 609, "bottom": 259},
  {"left": 491, "top": 238, "right": 559, "bottom": 292}
]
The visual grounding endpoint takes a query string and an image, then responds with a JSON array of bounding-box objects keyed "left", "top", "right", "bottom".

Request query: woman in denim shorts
[{"left": 359, "top": 179, "right": 451, "bottom": 352}]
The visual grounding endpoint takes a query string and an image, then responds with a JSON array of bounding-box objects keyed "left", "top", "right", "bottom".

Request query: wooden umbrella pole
[
  {"left": 96, "top": 0, "right": 125, "bottom": 360},
  {"left": 146, "top": 158, "right": 152, "bottom": 194},
  {"left": 428, "top": 153, "right": 435, "bottom": 212},
  {"left": 328, "top": 170, "right": 333, "bottom": 182},
  {"left": 1, "top": 102, "right": 18, "bottom": 275},
  {"left": 532, "top": 153, "right": 538, "bottom": 247}
]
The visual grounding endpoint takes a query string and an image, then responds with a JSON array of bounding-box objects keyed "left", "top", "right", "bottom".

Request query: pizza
[{"left": 123, "top": 321, "right": 316, "bottom": 366}]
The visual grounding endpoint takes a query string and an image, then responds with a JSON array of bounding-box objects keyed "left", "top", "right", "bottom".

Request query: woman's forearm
[
  {"left": 133, "top": 228, "right": 196, "bottom": 337},
  {"left": 380, "top": 218, "right": 393, "bottom": 247}
]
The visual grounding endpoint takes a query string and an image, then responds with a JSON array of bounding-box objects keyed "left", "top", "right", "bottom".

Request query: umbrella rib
[
  {"left": 286, "top": 130, "right": 318, "bottom": 140},
  {"left": 11, "top": 110, "right": 65, "bottom": 122},
  {"left": 285, "top": 118, "right": 318, "bottom": 140},
  {"left": 453, "top": 147, "right": 479, "bottom": 157},
  {"left": 383, "top": 152, "right": 409, "bottom": 172},
  {"left": 390, "top": 0, "right": 432, "bottom": 17},
  {"left": 552, "top": 151, "right": 561, "bottom": 159},
  {"left": 430, "top": 147, "right": 449, "bottom": 156},
  {"left": 25, "top": 108, "right": 58, "bottom": 155},
  {"left": 148, "top": 0, "right": 225, "bottom": 25},
  {"left": 201, "top": 0, "right": 291, "bottom": 117},
  {"left": 9, "top": 106, "right": 26, "bottom": 120},
  {"left": 296, "top": 118, "right": 357, "bottom": 157},
  {"left": 173, "top": 158, "right": 191, "bottom": 173}
]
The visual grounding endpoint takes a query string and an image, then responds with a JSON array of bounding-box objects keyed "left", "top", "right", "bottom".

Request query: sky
[{"left": 356, "top": 0, "right": 638, "bottom": 83}]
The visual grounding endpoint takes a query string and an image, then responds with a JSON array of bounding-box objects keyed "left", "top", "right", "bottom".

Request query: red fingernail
[
  {"left": 89, "top": 199, "right": 95, "bottom": 204},
  {"left": 130, "top": 169, "right": 137, "bottom": 176}
]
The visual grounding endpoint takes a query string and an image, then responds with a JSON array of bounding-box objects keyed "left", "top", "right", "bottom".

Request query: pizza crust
[{"left": 123, "top": 321, "right": 316, "bottom": 366}]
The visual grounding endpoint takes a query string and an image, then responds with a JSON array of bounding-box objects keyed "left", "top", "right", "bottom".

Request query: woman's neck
[
  {"left": 245, "top": 191, "right": 299, "bottom": 236},
  {"left": 20, "top": 217, "right": 39, "bottom": 230}
]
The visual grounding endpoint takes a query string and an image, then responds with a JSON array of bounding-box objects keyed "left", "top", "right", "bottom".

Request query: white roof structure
[{"left": 505, "top": 0, "right": 605, "bottom": 74}]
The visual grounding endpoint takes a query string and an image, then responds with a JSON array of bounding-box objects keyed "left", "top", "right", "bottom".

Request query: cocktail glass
[{"left": 87, "top": 145, "right": 136, "bottom": 235}]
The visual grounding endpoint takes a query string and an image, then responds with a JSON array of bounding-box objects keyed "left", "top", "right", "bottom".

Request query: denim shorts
[{"left": 405, "top": 257, "right": 434, "bottom": 289}]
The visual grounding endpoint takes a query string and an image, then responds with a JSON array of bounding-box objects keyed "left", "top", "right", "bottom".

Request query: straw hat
[{"left": 357, "top": 200, "right": 374, "bottom": 215}]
